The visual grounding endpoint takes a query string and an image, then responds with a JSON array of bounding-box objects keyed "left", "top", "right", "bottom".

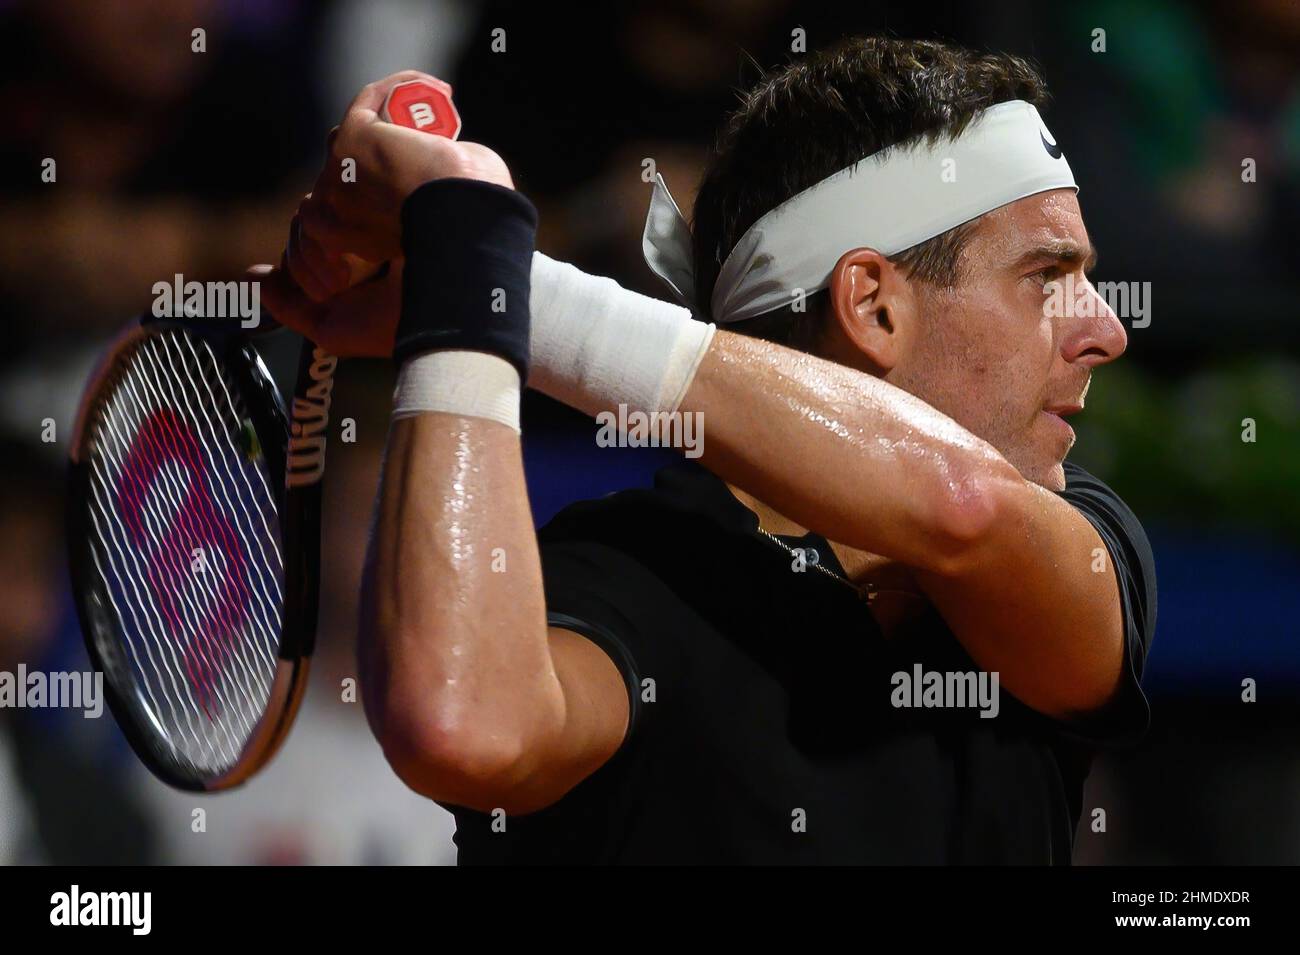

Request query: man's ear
[{"left": 827, "top": 247, "right": 914, "bottom": 372}]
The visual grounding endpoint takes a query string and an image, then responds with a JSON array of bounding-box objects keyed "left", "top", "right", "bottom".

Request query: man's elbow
[
  {"left": 359, "top": 629, "right": 529, "bottom": 807},
  {"left": 924, "top": 460, "right": 1018, "bottom": 577},
  {"left": 1052, "top": 623, "right": 1129, "bottom": 719},
  {"left": 372, "top": 700, "right": 530, "bottom": 808}
]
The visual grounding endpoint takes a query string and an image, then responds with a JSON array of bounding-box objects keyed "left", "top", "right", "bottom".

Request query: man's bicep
[
  {"left": 1048, "top": 465, "right": 1156, "bottom": 742},
  {"left": 545, "top": 626, "right": 632, "bottom": 777},
  {"left": 474, "top": 627, "right": 628, "bottom": 816},
  {"left": 918, "top": 466, "right": 1154, "bottom": 727},
  {"left": 920, "top": 487, "right": 1125, "bottom": 718},
  {"left": 539, "top": 537, "right": 685, "bottom": 737}
]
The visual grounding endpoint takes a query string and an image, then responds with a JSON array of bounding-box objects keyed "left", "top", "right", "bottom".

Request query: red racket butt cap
[{"left": 381, "top": 78, "right": 461, "bottom": 140}]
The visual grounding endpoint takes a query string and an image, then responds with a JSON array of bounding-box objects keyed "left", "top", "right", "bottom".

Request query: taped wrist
[
  {"left": 394, "top": 179, "right": 538, "bottom": 380},
  {"left": 393, "top": 349, "right": 521, "bottom": 433},
  {"left": 528, "top": 253, "right": 715, "bottom": 418}
]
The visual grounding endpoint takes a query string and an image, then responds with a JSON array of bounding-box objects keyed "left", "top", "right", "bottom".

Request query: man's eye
[{"left": 1033, "top": 267, "right": 1060, "bottom": 285}]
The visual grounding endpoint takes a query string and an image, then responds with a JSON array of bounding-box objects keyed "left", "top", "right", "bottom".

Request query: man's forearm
[
  {"left": 527, "top": 254, "right": 1017, "bottom": 575},
  {"left": 681, "top": 330, "right": 1019, "bottom": 574},
  {"left": 359, "top": 410, "right": 564, "bottom": 803},
  {"left": 357, "top": 180, "right": 567, "bottom": 805}
]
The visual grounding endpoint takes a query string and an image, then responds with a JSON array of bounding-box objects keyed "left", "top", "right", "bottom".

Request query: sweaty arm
[
  {"left": 358, "top": 185, "right": 630, "bottom": 815},
  {"left": 529, "top": 257, "right": 1147, "bottom": 723},
  {"left": 682, "top": 332, "right": 1127, "bottom": 721}
]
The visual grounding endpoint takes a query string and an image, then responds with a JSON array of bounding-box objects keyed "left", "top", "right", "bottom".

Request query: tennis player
[{"left": 259, "top": 37, "right": 1156, "bottom": 864}]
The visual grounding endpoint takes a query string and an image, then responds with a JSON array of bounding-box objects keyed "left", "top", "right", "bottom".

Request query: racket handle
[{"left": 345, "top": 78, "right": 463, "bottom": 285}]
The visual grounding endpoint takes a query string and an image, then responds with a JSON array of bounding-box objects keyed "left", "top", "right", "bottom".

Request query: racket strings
[
  {"left": 89, "top": 399, "right": 249, "bottom": 766},
  {"left": 101, "top": 393, "right": 259, "bottom": 729},
  {"left": 92, "top": 346, "right": 263, "bottom": 762},
  {"left": 85, "top": 329, "right": 286, "bottom": 775},
  {"left": 101, "top": 335, "right": 275, "bottom": 754},
  {"left": 129, "top": 334, "right": 280, "bottom": 723},
  {"left": 136, "top": 341, "right": 280, "bottom": 698},
  {"left": 110, "top": 364, "right": 262, "bottom": 727},
  {"left": 91, "top": 362, "right": 251, "bottom": 761},
  {"left": 86, "top": 475, "right": 234, "bottom": 767}
]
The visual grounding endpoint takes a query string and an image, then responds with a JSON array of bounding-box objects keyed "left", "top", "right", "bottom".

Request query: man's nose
[{"left": 1065, "top": 279, "right": 1128, "bottom": 367}]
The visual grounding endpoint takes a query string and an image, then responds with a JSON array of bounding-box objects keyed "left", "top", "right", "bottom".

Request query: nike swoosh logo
[{"left": 1040, "top": 131, "right": 1062, "bottom": 159}]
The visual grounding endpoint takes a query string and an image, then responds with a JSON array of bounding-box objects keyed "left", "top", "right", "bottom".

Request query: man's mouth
[
  {"left": 1040, "top": 404, "right": 1081, "bottom": 445},
  {"left": 1042, "top": 403, "right": 1083, "bottom": 417}
]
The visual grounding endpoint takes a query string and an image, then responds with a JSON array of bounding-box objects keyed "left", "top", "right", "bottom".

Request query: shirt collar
[{"left": 652, "top": 462, "right": 851, "bottom": 580}]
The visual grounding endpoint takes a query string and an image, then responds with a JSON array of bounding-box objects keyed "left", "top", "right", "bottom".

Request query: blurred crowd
[{"left": 0, "top": 0, "right": 1297, "bottom": 865}]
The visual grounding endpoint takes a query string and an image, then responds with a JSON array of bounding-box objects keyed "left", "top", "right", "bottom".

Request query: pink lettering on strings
[{"left": 116, "top": 407, "right": 253, "bottom": 720}]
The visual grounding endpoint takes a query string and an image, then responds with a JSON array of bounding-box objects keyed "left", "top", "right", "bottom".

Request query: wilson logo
[
  {"left": 408, "top": 102, "right": 436, "bottom": 128},
  {"left": 286, "top": 347, "right": 336, "bottom": 488},
  {"left": 117, "top": 408, "right": 251, "bottom": 714}
]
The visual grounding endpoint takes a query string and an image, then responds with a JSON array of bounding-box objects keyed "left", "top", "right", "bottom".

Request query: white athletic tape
[
  {"left": 529, "top": 253, "right": 715, "bottom": 419},
  {"left": 393, "top": 349, "right": 521, "bottom": 432}
]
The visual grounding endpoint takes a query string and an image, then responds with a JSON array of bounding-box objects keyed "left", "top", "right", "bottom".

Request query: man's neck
[
  {"left": 726, "top": 483, "right": 910, "bottom": 589},
  {"left": 725, "top": 482, "right": 935, "bottom": 637}
]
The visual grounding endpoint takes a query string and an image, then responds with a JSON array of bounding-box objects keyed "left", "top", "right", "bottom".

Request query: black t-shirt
[{"left": 447, "top": 461, "right": 1156, "bottom": 864}]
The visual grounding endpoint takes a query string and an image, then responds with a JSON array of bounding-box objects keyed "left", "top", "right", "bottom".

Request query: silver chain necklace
[{"left": 755, "top": 527, "right": 878, "bottom": 604}]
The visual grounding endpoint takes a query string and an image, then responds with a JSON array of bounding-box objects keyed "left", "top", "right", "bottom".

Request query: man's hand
[
  {"left": 251, "top": 257, "right": 405, "bottom": 358},
  {"left": 252, "top": 70, "right": 514, "bottom": 357},
  {"left": 307, "top": 70, "right": 511, "bottom": 270}
]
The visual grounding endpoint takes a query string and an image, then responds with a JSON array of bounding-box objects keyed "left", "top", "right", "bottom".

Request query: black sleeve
[
  {"left": 539, "top": 538, "right": 689, "bottom": 748},
  {"left": 1051, "top": 463, "right": 1158, "bottom": 745}
]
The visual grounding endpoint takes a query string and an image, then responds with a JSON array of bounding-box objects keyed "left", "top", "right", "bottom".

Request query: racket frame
[{"left": 67, "top": 317, "right": 322, "bottom": 791}]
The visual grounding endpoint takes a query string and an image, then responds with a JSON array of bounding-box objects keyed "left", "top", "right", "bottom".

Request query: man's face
[{"left": 888, "top": 189, "right": 1126, "bottom": 491}]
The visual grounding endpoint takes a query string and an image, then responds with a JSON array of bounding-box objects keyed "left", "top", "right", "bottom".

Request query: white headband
[{"left": 642, "top": 100, "right": 1077, "bottom": 323}]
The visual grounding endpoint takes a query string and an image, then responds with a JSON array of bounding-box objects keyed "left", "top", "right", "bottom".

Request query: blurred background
[{"left": 0, "top": 0, "right": 1297, "bottom": 865}]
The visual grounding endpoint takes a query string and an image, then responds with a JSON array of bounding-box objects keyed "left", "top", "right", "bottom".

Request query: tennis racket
[{"left": 66, "top": 78, "right": 461, "bottom": 792}]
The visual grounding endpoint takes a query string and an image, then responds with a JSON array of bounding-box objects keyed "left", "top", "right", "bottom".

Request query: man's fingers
[
  {"left": 284, "top": 215, "right": 327, "bottom": 301},
  {"left": 296, "top": 211, "right": 352, "bottom": 294},
  {"left": 250, "top": 262, "right": 323, "bottom": 340},
  {"left": 251, "top": 259, "right": 402, "bottom": 358},
  {"left": 312, "top": 259, "right": 403, "bottom": 357},
  {"left": 287, "top": 213, "right": 349, "bottom": 302},
  {"left": 299, "top": 197, "right": 383, "bottom": 262},
  {"left": 343, "top": 69, "right": 444, "bottom": 127}
]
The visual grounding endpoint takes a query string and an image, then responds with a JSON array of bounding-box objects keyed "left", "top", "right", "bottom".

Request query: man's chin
[
  {"left": 1041, "top": 461, "right": 1066, "bottom": 492},
  {"left": 1009, "top": 456, "right": 1067, "bottom": 492}
]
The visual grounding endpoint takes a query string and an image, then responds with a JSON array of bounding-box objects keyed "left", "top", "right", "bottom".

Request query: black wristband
[{"left": 394, "top": 178, "right": 538, "bottom": 381}]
